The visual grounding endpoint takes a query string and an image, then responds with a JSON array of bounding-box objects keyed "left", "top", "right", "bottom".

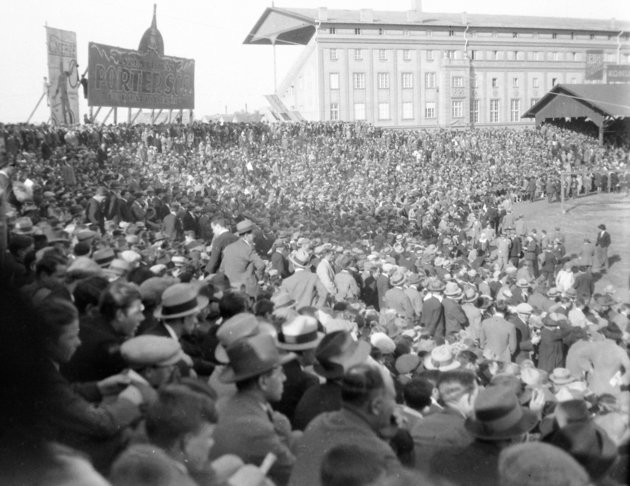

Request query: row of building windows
[
  {"left": 329, "top": 98, "right": 538, "bottom": 122},
  {"left": 329, "top": 48, "right": 627, "bottom": 63},
  {"left": 332, "top": 72, "right": 566, "bottom": 90},
  {"left": 327, "top": 27, "right": 629, "bottom": 42}
]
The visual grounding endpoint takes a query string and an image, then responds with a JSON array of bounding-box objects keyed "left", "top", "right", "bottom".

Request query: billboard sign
[
  {"left": 585, "top": 50, "right": 604, "bottom": 81},
  {"left": 87, "top": 42, "right": 195, "bottom": 109},
  {"left": 607, "top": 64, "right": 630, "bottom": 83},
  {"left": 46, "top": 27, "right": 80, "bottom": 125}
]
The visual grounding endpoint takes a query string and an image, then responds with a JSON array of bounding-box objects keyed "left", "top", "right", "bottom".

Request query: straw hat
[
  {"left": 277, "top": 315, "right": 324, "bottom": 351},
  {"left": 423, "top": 345, "right": 460, "bottom": 371}
]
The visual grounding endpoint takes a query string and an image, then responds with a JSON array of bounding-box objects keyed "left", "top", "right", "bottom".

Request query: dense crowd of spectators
[{"left": 1, "top": 120, "right": 629, "bottom": 486}]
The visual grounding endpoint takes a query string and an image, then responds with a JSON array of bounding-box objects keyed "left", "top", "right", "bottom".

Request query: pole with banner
[{"left": 46, "top": 26, "right": 80, "bottom": 125}]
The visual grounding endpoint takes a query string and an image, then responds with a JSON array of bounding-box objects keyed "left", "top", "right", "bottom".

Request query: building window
[
  {"left": 329, "top": 27, "right": 336, "bottom": 34},
  {"left": 402, "top": 72, "right": 414, "bottom": 89},
  {"left": 570, "top": 32, "right": 574, "bottom": 39},
  {"left": 449, "top": 29, "right": 454, "bottom": 37},
  {"left": 572, "top": 52, "right": 578, "bottom": 61},
  {"left": 353, "top": 73, "right": 366, "bottom": 89},
  {"left": 491, "top": 77, "right": 498, "bottom": 88},
  {"left": 445, "top": 50, "right": 455, "bottom": 59},
  {"left": 329, "top": 73, "right": 339, "bottom": 90},
  {"left": 425, "top": 102, "right": 436, "bottom": 119},
  {"left": 425, "top": 72, "right": 436, "bottom": 88},
  {"left": 552, "top": 32, "right": 557, "bottom": 39},
  {"left": 554, "top": 52, "right": 561, "bottom": 61},
  {"left": 512, "top": 77, "right": 519, "bottom": 88},
  {"left": 590, "top": 33, "right": 594, "bottom": 40},
  {"left": 452, "top": 100, "right": 464, "bottom": 118},
  {"left": 330, "top": 103, "right": 339, "bottom": 121},
  {"left": 513, "top": 32, "right": 518, "bottom": 38},
  {"left": 490, "top": 99, "right": 500, "bottom": 123},
  {"left": 330, "top": 49, "right": 338, "bottom": 61},
  {"left": 354, "top": 103, "right": 366, "bottom": 120},
  {"left": 378, "top": 49, "right": 387, "bottom": 61},
  {"left": 471, "top": 99, "right": 480, "bottom": 123},
  {"left": 452, "top": 76, "right": 464, "bottom": 88},
  {"left": 354, "top": 48, "right": 363, "bottom": 61},
  {"left": 354, "top": 28, "right": 361, "bottom": 35},
  {"left": 378, "top": 28, "right": 384, "bottom": 35},
  {"left": 536, "top": 51, "right": 544, "bottom": 61},
  {"left": 426, "top": 50, "right": 434, "bottom": 61},
  {"left": 377, "top": 73, "right": 390, "bottom": 89},
  {"left": 510, "top": 99, "right": 520, "bottom": 122},
  {"left": 530, "top": 98, "right": 539, "bottom": 107},
  {"left": 403, "top": 49, "right": 411, "bottom": 61},
  {"left": 402, "top": 102, "right": 414, "bottom": 120},
  {"left": 378, "top": 103, "right": 390, "bottom": 120},
  {"left": 532, "top": 77, "right": 539, "bottom": 88},
  {"left": 471, "top": 75, "right": 479, "bottom": 88},
  {"left": 471, "top": 50, "right": 477, "bottom": 60}
]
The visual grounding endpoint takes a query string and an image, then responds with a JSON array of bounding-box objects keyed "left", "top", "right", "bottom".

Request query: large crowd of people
[{"left": 1, "top": 120, "right": 629, "bottom": 486}]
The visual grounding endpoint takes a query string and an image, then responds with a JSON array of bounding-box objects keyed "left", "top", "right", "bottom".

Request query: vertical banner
[
  {"left": 46, "top": 27, "right": 80, "bottom": 125},
  {"left": 585, "top": 50, "right": 604, "bottom": 81}
]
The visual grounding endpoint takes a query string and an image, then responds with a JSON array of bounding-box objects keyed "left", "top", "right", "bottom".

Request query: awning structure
[
  {"left": 243, "top": 8, "right": 316, "bottom": 46},
  {"left": 522, "top": 83, "right": 630, "bottom": 143}
]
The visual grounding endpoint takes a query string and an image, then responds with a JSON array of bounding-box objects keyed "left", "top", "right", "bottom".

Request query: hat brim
[
  {"left": 314, "top": 339, "right": 371, "bottom": 379},
  {"left": 549, "top": 375, "right": 575, "bottom": 385},
  {"left": 218, "top": 352, "right": 296, "bottom": 384},
  {"left": 464, "top": 408, "right": 539, "bottom": 440},
  {"left": 277, "top": 332, "right": 325, "bottom": 351},
  {"left": 423, "top": 356, "right": 461, "bottom": 371},
  {"left": 462, "top": 293, "right": 479, "bottom": 303},
  {"left": 289, "top": 255, "right": 309, "bottom": 268},
  {"left": 154, "top": 295, "right": 210, "bottom": 320}
]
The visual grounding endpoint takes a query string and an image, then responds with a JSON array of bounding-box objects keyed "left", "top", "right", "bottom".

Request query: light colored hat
[
  {"left": 515, "top": 303, "right": 533, "bottom": 315},
  {"left": 120, "top": 250, "right": 142, "bottom": 264},
  {"left": 13, "top": 217, "right": 35, "bottom": 235},
  {"left": 215, "top": 313, "right": 261, "bottom": 363},
  {"left": 389, "top": 271, "right": 407, "bottom": 287},
  {"left": 277, "top": 315, "right": 324, "bottom": 351},
  {"left": 462, "top": 286, "right": 479, "bottom": 303},
  {"left": 444, "top": 282, "right": 462, "bottom": 298},
  {"left": 154, "top": 283, "right": 209, "bottom": 320},
  {"left": 289, "top": 248, "right": 311, "bottom": 268},
  {"left": 549, "top": 367, "right": 576, "bottom": 385},
  {"left": 121, "top": 335, "right": 186, "bottom": 368},
  {"left": 516, "top": 278, "right": 531, "bottom": 288},
  {"left": 235, "top": 219, "right": 256, "bottom": 235},
  {"left": 424, "top": 345, "right": 460, "bottom": 371},
  {"left": 370, "top": 332, "right": 396, "bottom": 354},
  {"left": 427, "top": 278, "right": 446, "bottom": 292}
]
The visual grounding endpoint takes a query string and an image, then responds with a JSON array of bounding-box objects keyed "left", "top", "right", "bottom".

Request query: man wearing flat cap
[{"left": 220, "top": 219, "right": 266, "bottom": 299}]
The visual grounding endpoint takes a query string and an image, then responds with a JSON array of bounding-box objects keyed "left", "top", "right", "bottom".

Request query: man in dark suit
[
  {"left": 420, "top": 279, "right": 446, "bottom": 340},
  {"left": 86, "top": 186, "right": 107, "bottom": 232},
  {"left": 442, "top": 282, "right": 469, "bottom": 341},
  {"left": 508, "top": 303, "right": 536, "bottom": 363},
  {"left": 62, "top": 281, "right": 146, "bottom": 382},
  {"left": 220, "top": 220, "right": 266, "bottom": 298},
  {"left": 205, "top": 216, "right": 238, "bottom": 274},
  {"left": 274, "top": 315, "right": 322, "bottom": 426},
  {"left": 573, "top": 266, "right": 594, "bottom": 304},
  {"left": 594, "top": 223, "right": 611, "bottom": 272}
]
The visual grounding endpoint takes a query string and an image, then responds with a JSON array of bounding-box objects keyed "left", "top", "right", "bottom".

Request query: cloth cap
[
  {"left": 515, "top": 303, "right": 533, "bottom": 315},
  {"left": 121, "top": 335, "right": 185, "bottom": 368},
  {"left": 370, "top": 332, "right": 396, "bottom": 354}
]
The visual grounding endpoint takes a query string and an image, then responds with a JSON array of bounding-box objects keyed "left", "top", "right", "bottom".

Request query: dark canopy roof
[{"left": 522, "top": 84, "right": 630, "bottom": 125}]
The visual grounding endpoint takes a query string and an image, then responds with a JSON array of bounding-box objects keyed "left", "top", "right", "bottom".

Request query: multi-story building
[{"left": 245, "top": 2, "right": 630, "bottom": 128}]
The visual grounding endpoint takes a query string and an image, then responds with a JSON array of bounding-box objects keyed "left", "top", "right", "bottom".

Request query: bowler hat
[
  {"left": 465, "top": 386, "right": 539, "bottom": 440},
  {"left": 219, "top": 333, "right": 295, "bottom": 383},
  {"left": 154, "top": 283, "right": 209, "bottom": 320}
]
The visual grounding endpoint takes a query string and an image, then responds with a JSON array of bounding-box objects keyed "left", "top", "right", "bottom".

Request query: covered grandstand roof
[
  {"left": 244, "top": 7, "right": 630, "bottom": 45},
  {"left": 522, "top": 84, "right": 630, "bottom": 123}
]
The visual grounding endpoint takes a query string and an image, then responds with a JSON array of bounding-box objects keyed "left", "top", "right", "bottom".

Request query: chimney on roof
[
  {"left": 407, "top": 0, "right": 422, "bottom": 22},
  {"left": 318, "top": 7, "right": 328, "bottom": 22},
  {"left": 461, "top": 11, "right": 468, "bottom": 25},
  {"left": 360, "top": 9, "right": 374, "bottom": 23}
]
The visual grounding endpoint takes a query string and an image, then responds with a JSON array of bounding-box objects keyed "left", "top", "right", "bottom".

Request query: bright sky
[{"left": 1, "top": 0, "right": 628, "bottom": 123}]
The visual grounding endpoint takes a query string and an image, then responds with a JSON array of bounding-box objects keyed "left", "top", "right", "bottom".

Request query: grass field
[{"left": 513, "top": 192, "right": 630, "bottom": 303}]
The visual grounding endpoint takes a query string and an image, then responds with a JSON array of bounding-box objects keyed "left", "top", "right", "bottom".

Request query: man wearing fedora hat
[
  {"left": 280, "top": 249, "right": 327, "bottom": 309},
  {"left": 210, "top": 333, "right": 299, "bottom": 486},
  {"left": 273, "top": 315, "right": 323, "bottom": 425},
  {"left": 431, "top": 385, "right": 539, "bottom": 485},
  {"left": 480, "top": 302, "right": 517, "bottom": 363},
  {"left": 220, "top": 219, "right": 266, "bottom": 298},
  {"left": 383, "top": 271, "right": 414, "bottom": 328},
  {"left": 442, "top": 282, "right": 469, "bottom": 342},
  {"left": 420, "top": 279, "right": 446, "bottom": 341}
]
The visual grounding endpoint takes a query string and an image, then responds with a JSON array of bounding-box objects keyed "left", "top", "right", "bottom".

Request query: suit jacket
[
  {"left": 272, "top": 359, "right": 319, "bottom": 427},
  {"left": 431, "top": 440, "right": 502, "bottom": 486},
  {"left": 442, "top": 297, "right": 468, "bottom": 340},
  {"left": 86, "top": 197, "right": 104, "bottom": 230},
  {"left": 508, "top": 315, "right": 534, "bottom": 363},
  {"left": 411, "top": 407, "right": 473, "bottom": 472},
  {"left": 376, "top": 274, "right": 390, "bottom": 311},
  {"left": 293, "top": 382, "right": 342, "bottom": 432},
  {"left": 288, "top": 408, "right": 400, "bottom": 486},
  {"left": 335, "top": 270, "right": 361, "bottom": 302},
  {"left": 316, "top": 259, "right": 337, "bottom": 296},
  {"left": 271, "top": 251, "right": 291, "bottom": 279},
  {"left": 596, "top": 230, "right": 611, "bottom": 248},
  {"left": 205, "top": 231, "right": 239, "bottom": 274},
  {"left": 209, "top": 390, "right": 296, "bottom": 486},
  {"left": 480, "top": 315, "right": 516, "bottom": 362},
  {"left": 281, "top": 269, "right": 327, "bottom": 309},
  {"left": 420, "top": 295, "right": 445, "bottom": 339},
  {"left": 573, "top": 271, "right": 594, "bottom": 301},
  {"left": 220, "top": 238, "right": 266, "bottom": 297},
  {"left": 162, "top": 213, "right": 181, "bottom": 241},
  {"left": 61, "top": 313, "right": 129, "bottom": 383},
  {"left": 383, "top": 287, "right": 414, "bottom": 322}
]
